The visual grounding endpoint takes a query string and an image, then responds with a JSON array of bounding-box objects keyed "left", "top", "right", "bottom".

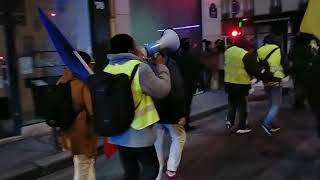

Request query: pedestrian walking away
[
  {"left": 58, "top": 51, "right": 97, "bottom": 180},
  {"left": 224, "top": 37, "right": 252, "bottom": 134},
  {"left": 257, "top": 34, "right": 289, "bottom": 136}
]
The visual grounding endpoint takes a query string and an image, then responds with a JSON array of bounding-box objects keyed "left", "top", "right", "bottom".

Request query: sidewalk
[{"left": 0, "top": 91, "right": 228, "bottom": 180}]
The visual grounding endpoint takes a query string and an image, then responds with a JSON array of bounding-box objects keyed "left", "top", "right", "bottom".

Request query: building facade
[
  {"left": 1, "top": 0, "right": 308, "bottom": 138},
  {"left": 0, "top": 0, "right": 93, "bottom": 138},
  {"left": 0, "top": 0, "right": 202, "bottom": 138},
  {"left": 219, "top": 0, "right": 308, "bottom": 51}
]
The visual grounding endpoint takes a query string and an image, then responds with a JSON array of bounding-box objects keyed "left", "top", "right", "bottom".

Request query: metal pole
[
  {"left": 3, "top": 1, "right": 22, "bottom": 135},
  {"left": 88, "top": 0, "right": 111, "bottom": 72}
]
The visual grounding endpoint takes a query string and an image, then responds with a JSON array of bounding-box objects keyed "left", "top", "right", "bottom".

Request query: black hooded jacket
[{"left": 151, "top": 57, "right": 186, "bottom": 124}]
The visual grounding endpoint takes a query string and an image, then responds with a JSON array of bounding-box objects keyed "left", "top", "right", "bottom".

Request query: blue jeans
[{"left": 263, "top": 85, "right": 282, "bottom": 128}]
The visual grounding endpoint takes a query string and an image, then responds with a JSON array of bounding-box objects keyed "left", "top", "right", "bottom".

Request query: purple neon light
[{"left": 157, "top": 24, "right": 201, "bottom": 32}]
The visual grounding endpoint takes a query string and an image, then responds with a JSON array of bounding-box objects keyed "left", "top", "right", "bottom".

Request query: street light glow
[{"left": 232, "top": 30, "right": 239, "bottom": 37}]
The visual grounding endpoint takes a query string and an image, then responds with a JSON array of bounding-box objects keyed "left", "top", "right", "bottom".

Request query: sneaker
[
  {"left": 262, "top": 124, "right": 273, "bottom": 136},
  {"left": 165, "top": 171, "right": 177, "bottom": 180},
  {"left": 226, "top": 121, "right": 233, "bottom": 129},
  {"left": 236, "top": 126, "right": 252, "bottom": 134},
  {"left": 270, "top": 126, "right": 281, "bottom": 132}
]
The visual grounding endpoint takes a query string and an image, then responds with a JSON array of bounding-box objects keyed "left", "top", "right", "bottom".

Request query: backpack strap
[
  {"left": 130, "top": 64, "right": 142, "bottom": 110},
  {"left": 72, "top": 82, "right": 87, "bottom": 120},
  {"left": 260, "top": 47, "right": 280, "bottom": 62},
  {"left": 79, "top": 83, "right": 95, "bottom": 121},
  {"left": 130, "top": 64, "right": 140, "bottom": 82}
]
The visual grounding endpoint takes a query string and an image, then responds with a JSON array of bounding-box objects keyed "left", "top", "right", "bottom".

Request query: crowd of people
[{"left": 51, "top": 32, "right": 320, "bottom": 180}]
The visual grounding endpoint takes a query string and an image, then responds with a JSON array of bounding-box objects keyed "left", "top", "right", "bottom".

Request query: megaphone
[{"left": 145, "top": 29, "right": 181, "bottom": 57}]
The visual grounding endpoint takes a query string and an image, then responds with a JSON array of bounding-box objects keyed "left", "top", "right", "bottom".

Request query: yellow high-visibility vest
[
  {"left": 258, "top": 44, "right": 285, "bottom": 79},
  {"left": 104, "top": 60, "right": 160, "bottom": 130},
  {"left": 224, "top": 46, "right": 251, "bottom": 85}
]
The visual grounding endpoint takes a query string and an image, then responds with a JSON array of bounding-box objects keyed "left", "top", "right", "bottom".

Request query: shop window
[
  {"left": 209, "top": 3, "right": 218, "bottom": 18},
  {"left": 222, "top": 0, "right": 230, "bottom": 19},
  {"left": 269, "top": 0, "right": 282, "bottom": 14},
  {"left": 231, "top": 0, "right": 240, "bottom": 18}
]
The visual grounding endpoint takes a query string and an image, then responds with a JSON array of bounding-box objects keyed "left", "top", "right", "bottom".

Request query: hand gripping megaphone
[{"left": 145, "top": 29, "right": 181, "bottom": 57}]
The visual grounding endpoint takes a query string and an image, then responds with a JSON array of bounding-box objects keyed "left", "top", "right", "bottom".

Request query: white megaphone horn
[{"left": 145, "top": 29, "right": 181, "bottom": 57}]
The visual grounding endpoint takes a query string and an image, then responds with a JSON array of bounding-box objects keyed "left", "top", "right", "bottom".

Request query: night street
[
  {"left": 1, "top": 0, "right": 320, "bottom": 180},
  {"left": 39, "top": 96, "right": 320, "bottom": 180}
]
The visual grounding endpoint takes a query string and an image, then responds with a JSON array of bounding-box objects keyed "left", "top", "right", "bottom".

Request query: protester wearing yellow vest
[
  {"left": 258, "top": 34, "right": 288, "bottom": 136},
  {"left": 107, "top": 34, "right": 171, "bottom": 180},
  {"left": 224, "top": 37, "right": 252, "bottom": 134}
]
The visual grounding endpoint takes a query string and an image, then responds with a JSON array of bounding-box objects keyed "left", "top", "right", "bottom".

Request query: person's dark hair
[
  {"left": 295, "top": 32, "right": 319, "bottom": 47},
  {"left": 214, "top": 39, "right": 224, "bottom": 45},
  {"left": 180, "top": 38, "right": 191, "bottom": 52},
  {"left": 263, "top": 34, "right": 279, "bottom": 46},
  {"left": 203, "top": 39, "right": 211, "bottom": 45},
  {"left": 204, "top": 40, "right": 212, "bottom": 50},
  {"left": 234, "top": 36, "right": 249, "bottom": 50},
  {"left": 77, "top": 51, "right": 93, "bottom": 65},
  {"left": 214, "top": 39, "right": 225, "bottom": 52},
  {"left": 110, "top": 34, "right": 135, "bottom": 54}
]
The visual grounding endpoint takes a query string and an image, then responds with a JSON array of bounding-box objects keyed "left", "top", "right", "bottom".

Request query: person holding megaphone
[
  {"left": 144, "top": 29, "right": 186, "bottom": 179},
  {"left": 106, "top": 34, "right": 171, "bottom": 180},
  {"left": 150, "top": 52, "right": 187, "bottom": 180}
]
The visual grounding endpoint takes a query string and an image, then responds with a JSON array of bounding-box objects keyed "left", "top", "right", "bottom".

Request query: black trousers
[
  {"left": 218, "top": 70, "right": 225, "bottom": 89},
  {"left": 227, "top": 93, "right": 248, "bottom": 129},
  {"left": 293, "top": 80, "right": 306, "bottom": 108},
  {"left": 118, "top": 145, "right": 159, "bottom": 180},
  {"left": 307, "top": 93, "right": 320, "bottom": 137},
  {"left": 313, "top": 110, "right": 320, "bottom": 137},
  {"left": 185, "top": 85, "right": 197, "bottom": 127}
]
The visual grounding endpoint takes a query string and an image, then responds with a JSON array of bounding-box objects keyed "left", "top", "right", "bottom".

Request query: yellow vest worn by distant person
[
  {"left": 258, "top": 44, "right": 285, "bottom": 79},
  {"left": 104, "top": 60, "right": 160, "bottom": 130},
  {"left": 224, "top": 46, "right": 251, "bottom": 85}
]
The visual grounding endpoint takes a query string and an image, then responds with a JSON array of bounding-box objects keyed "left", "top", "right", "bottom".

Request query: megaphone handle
[{"left": 145, "top": 42, "right": 161, "bottom": 57}]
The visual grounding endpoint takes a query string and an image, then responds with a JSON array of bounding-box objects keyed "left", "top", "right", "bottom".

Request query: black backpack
[
  {"left": 243, "top": 48, "right": 279, "bottom": 81},
  {"left": 87, "top": 64, "right": 140, "bottom": 137},
  {"left": 153, "top": 59, "right": 185, "bottom": 124},
  {"left": 45, "top": 81, "right": 78, "bottom": 130}
]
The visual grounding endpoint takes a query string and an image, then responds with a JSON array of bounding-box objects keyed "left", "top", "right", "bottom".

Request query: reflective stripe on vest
[
  {"left": 258, "top": 44, "right": 285, "bottom": 79},
  {"left": 104, "top": 60, "right": 160, "bottom": 130},
  {"left": 224, "top": 46, "right": 251, "bottom": 85}
]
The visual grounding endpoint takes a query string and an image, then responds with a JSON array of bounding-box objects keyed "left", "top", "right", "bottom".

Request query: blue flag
[{"left": 37, "top": 8, "right": 93, "bottom": 82}]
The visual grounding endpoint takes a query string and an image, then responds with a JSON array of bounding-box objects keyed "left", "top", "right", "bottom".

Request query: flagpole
[{"left": 73, "top": 51, "right": 94, "bottom": 75}]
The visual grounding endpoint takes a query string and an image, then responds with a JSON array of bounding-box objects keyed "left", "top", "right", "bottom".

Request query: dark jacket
[
  {"left": 174, "top": 51, "right": 204, "bottom": 91},
  {"left": 289, "top": 39, "right": 314, "bottom": 83},
  {"left": 289, "top": 33, "right": 320, "bottom": 85},
  {"left": 152, "top": 57, "right": 186, "bottom": 124},
  {"left": 306, "top": 53, "right": 320, "bottom": 95},
  {"left": 304, "top": 53, "right": 320, "bottom": 116}
]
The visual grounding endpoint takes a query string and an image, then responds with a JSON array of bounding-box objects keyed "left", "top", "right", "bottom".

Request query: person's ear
[{"left": 128, "top": 49, "right": 134, "bottom": 54}]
